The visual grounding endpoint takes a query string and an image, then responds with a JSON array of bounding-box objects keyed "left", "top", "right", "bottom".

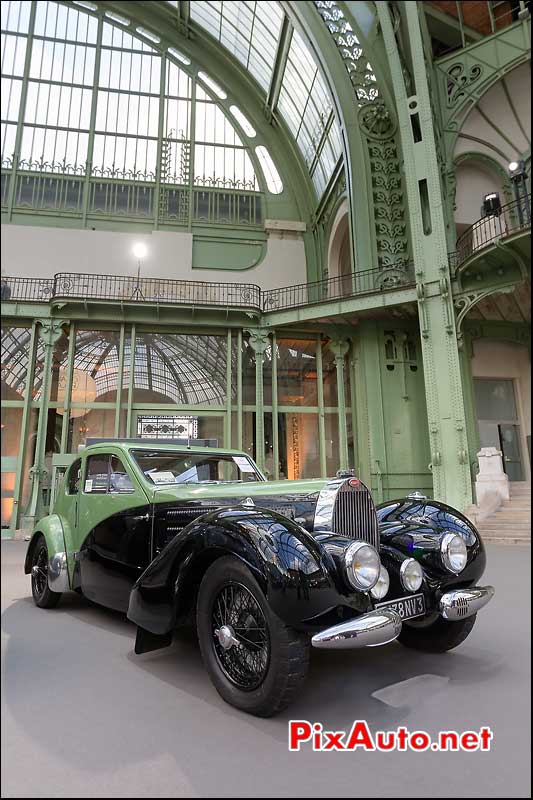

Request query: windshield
[{"left": 131, "top": 450, "right": 262, "bottom": 485}]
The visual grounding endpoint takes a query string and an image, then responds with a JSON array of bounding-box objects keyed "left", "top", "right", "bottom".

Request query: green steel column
[
  {"left": 81, "top": 13, "right": 103, "bottom": 225},
  {"left": 188, "top": 77, "right": 197, "bottom": 230},
  {"left": 10, "top": 322, "right": 38, "bottom": 531},
  {"left": 247, "top": 329, "right": 270, "bottom": 471},
  {"left": 377, "top": 2, "right": 471, "bottom": 510},
  {"left": 154, "top": 52, "right": 167, "bottom": 230},
  {"left": 114, "top": 324, "right": 126, "bottom": 437},
  {"left": 6, "top": 1, "right": 36, "bottom": 220},
  {"left": 316, "top": 338, "right": 327, "bottom": 478},
  {"left": 329, "top": 339, "right": 350, "bottom": 471},
  {"left": 271, "top": 332, "right": 279, "bottom": 480},
  {"left": 60, "top": 322, "right": 76, "bottom": 452},
  {"left": 126, "top": 324, "right": 136, "bottom": 437},
  {"left": 459, "top": 332, "right": 481, "bottom": 482},
  {"left": 26, "top": 319, "right": 67, "bottom": 525},
  {"left": 225, "top": 329, "right": 232, "bottom": 448},
  {"left": 352, "top": 334, "right": 372, "bottom": 486},
  {"left": 348, "top": 339, "right": 359, "bottom": 471},
  {"left": 237, "top": 330, "right": 243, "bottom": 449}
]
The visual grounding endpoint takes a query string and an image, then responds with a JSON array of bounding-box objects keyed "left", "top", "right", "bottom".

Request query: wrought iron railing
[
  {"left": 1, "top": 265, "right": 417, "bottom": 311},
  {"left": 0, "top": 276, "right": 55, "bottom": 302},
  {"left": 0, "top": 273, "right": 262, "bottom": 309},
  {"left": 262, "top": 265, "right": 416, "bottom": 311},
  {"left": 452, "top": 194, "right": 531, "bottom": 270},
  {"left": 1, "top": 164, "right": 264, "bottom": 227}
]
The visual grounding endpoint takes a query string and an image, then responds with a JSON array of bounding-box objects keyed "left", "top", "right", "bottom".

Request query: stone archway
[{"left": 327, "top": 201, "right": 352, "bottom": 293}]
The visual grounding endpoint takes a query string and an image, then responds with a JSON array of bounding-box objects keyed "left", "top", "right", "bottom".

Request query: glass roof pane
[
  {"left": 190, "top": 0, "right": 283, "bottom": 94},
  {"left": 278, "top": 28, "right": 341, "bottom": 197}
]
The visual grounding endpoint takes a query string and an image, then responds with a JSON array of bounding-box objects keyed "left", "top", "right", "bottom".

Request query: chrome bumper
[
  {"left": 311, "top": 609, "right": 402, "bottom": 650},
  {"left": 439, "top": 585, "right": 495, "bottom": 621}
]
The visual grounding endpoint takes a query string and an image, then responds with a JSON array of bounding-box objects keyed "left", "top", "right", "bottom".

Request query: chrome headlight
[
  {"left": 344, "top": 541, "right": 380, "bottom": 591},
  {"left": 400, "top": 558, "right": 423, "bottom": 592},
  {"left": 441, "top": 532, "right": 467, "bottom": 574},
  {"left": 370, "top": 565, "right": 390, "bottom": 600}
]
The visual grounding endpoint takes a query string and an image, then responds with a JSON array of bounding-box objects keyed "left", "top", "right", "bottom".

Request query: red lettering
[
  {"left": 289, "top": 721, "right": 312, "bottom": 751},
  {"left": 410, "top": 731, "right": 430, "bottom": 751},
  {"left": 460, "top": 732, "right": 479, "bottom": 751},
  {"left": 346, "top": 721, "right": 375, "bottom": 751},
  {"left": 313, "top": 723, "right": 322, "bottom": 750},
  {"left": 479, "top": 727, "right": 493, "bottom": 751},
  {"left": 375, "top": 731, "right": 396, "bottom": 751},
  {"left": 440, "top": 731, "right": 459, "bottom": 751},
  {"left": 396, "top": 727, "right": 409, "bottom": 750},
  {"left": 323, "top": 732, "right": 345, "bottom": 751}
]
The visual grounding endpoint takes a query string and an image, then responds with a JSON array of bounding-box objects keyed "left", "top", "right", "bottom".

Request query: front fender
[
  {"left": 376, "top": 498, "right": 487, "bottom": 592},
  {"left": 24, "top": 515, "right": 70, "bottom": 591},
  {"left": 128, "top": 506, "right": 357, "bottom": 637}
]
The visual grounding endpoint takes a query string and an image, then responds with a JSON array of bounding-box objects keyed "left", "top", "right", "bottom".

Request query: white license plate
[{"left": 375, "top": 593, "right": 426, "bottom": 620}]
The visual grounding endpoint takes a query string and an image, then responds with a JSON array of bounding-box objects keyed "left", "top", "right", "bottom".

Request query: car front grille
[{"left": 331, "top": 481, "right": 379, "bottom": 550}]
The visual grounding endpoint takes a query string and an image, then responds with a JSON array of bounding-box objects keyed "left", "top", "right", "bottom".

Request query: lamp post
[
  {"left": 131, "top": 242, "right": 147, "bottom": 300},
  {"left": 508, "top": 160, "right": 530, "bottom": 227}
]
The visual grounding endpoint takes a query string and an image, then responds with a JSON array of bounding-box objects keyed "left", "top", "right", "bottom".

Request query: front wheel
[
  {"left": 30, "top": 535, "right": 62, "bottom": 609},
  {"left": 398, "top": 614, "right": 476, "bottom": 653},
  {"left": 196, "top": 556, "right": 310, "bottom": 717}
]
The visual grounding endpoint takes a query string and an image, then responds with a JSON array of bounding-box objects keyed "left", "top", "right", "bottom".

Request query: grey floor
[{"left": 1, "top": 541, "right": 531, "bottom": 799}]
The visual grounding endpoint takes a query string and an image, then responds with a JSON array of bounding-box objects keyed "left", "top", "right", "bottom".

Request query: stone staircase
[{"left": 477, "top": 482, "right": 531, "bottom": 544}]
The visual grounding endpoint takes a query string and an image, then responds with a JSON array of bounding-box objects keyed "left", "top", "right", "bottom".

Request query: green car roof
[{"left": 81, "top": 440, "right": 251, "bottom": 457}]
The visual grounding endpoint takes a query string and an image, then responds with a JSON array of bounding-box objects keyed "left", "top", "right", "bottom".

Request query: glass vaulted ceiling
[
  {"left": 184, "top": 0, "right": 343, "bottom": 197},
  {"left": 0, "top": 0, "right": 280, "bottom": 194}
]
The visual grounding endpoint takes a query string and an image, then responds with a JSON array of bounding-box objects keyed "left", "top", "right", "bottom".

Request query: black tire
[
  {"left": 30, "top": 535, "right": 62, "bottom": 609},
  {"left": 398, "top": 614, "right": 476, "bottom": 653},
  {"left": 196, "top": 556, "right": 310, "bottom": 717}
]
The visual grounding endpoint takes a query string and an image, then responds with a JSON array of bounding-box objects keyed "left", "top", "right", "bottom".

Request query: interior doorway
[{"left": 474, "top": 378, "right": 526, "bottom": 481}]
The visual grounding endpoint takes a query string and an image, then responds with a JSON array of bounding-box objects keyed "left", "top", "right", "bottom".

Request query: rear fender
[
  {"left": 24, "top": 515, "right": 70, "bottom": 592},
  {"left": 127, "top": 506, "right": 347, "bottom": 641}
]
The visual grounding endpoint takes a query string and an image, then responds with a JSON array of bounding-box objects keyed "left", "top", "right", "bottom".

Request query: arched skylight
[
  {"left": 278, "top": 28, "right": 343, "bottom": 195},
  {"left": 189, "top": 1, "right": 283, "bottom": 94},
  {"left": 1, "top": 0, "right": 261, "bottom": 191},
  {"left": 255, "top": 146, "right": 283, "bottom": 194},
  {"left": 186, "top": 0, "right": 343, "bottom": 198},
  {"left": 229, "top": 106, "right": 256, "bottom": 138}
]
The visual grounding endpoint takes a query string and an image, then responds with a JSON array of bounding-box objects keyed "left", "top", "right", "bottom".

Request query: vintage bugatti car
[{"left": 25, "top": 440, "right": 494, "bottom": 717}]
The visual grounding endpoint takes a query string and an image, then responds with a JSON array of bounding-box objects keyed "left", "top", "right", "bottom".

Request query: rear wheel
[
  {"left": 30, "top": 535, "right": 62, "bottom": 609},
  {"left": 398, "top": 614, "right": 476, "bottom": 653},
  {"left": 196, "top": 556, "right": 310, "bottom": 717}
]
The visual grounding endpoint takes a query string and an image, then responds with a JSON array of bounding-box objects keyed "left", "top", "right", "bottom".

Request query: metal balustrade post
[
  {"left": 329, "top": 339, "right": 350, "bottom": 472},
  {"left": 247, "top": 329, "right": 271, "bottom": 471}
]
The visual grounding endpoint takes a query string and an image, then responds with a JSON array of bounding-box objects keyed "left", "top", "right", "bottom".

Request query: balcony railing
[
  {"left": 452, "top": 194, "right": 531, "bottom": 270},
  {"left": 1, "top": 265, "right": 417, "bottom": 312},
  {"left": 262, "top": 265, "right": 416, "bottom": 311},
  {"left": 0, "top": 273, "right": 262, "bottom": 309}
]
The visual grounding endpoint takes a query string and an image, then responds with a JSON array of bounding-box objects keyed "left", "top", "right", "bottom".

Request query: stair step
[
  {"left": 483, "top": 526, "right": 532, "bottom": 531},
  {"left": 479, "top": 529, "right": 531, "bottom": 535},
  {"left": 482, "top": 536, "right": 531, "bottom": 545}
]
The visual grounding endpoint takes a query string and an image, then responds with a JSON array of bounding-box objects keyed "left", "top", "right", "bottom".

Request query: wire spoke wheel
[
  {"left": 31, "top": 545, "right": 48, "bottom": 600},
  {"left": 211, "top": 581, "right": 270, "bottom": 691}
]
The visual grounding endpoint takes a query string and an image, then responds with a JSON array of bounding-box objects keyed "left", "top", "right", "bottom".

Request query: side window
[
  {"left": 109, "top": 456, "right": 134, "bottom": 494},
  {"left": 66, "top": 459, "right": 81, "bottom": 495},
  {"left": 84, "top": 454, "right": 111, "bottom": 494},
  {"left": 83, "top": 454, "right": 135, "bottom": 494}
]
